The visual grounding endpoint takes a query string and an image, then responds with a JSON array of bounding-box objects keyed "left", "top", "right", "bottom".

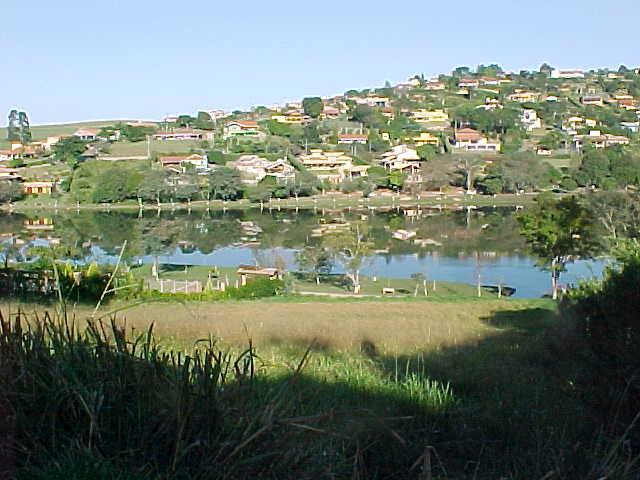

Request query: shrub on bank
[
  {"left": 561, "top": 243, "right": 640, "bottom": 443},
  {"left": 140, "top": 277, "right": 285, "bottom": 301}
]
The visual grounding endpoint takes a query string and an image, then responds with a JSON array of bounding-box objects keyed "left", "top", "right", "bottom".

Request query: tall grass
[
  {"left": 2, "top": 303, "right": 640, "bottom": 479},
  {"left": 0, "top": 309, "right": 456, "bottom": 479}
]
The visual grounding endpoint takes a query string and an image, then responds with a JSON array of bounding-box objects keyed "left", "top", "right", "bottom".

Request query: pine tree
[
  {"left": 18, "top": 111, "right": 31, "bottom": 143},
  {"left": 7, "top": 110, "right": 19, "bottom": 142}
]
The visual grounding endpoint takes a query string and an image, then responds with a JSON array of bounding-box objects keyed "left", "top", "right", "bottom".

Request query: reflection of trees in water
[{"left": 0, "top": 207, "right": 527, "bottom": 263}]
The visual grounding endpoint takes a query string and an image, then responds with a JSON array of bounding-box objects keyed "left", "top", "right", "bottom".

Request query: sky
[{"left": 3, "top": 0, "right": 639, "bottom": 125}]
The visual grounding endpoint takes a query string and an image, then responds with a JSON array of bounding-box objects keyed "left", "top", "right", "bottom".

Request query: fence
[{"left": 154, "top": 279, "right": 203, "bottom": 294}]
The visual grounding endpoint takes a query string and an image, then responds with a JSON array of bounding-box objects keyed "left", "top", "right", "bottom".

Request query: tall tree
[
  {"left": 302, "top": 97, "right": 323, "bottom": 118},
  {"left": 207, "top": 167, "right": 243, "bottom": 200},
  {"left": 323, "top": 221, "right": 373, "bottom": 294},
  {"left": 18, "top": 111, "right": 31, "bottom": 143},
  {"left": 518, "top": 195, "right": 600, "bottom": 299},
  {"left": 7, "top": 110, "right": 19, "bottom": 142}
]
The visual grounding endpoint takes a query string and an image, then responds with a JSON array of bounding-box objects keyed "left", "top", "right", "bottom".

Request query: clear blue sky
[{"left": 3, "top": 0, "right": 639, "bottom": 124}]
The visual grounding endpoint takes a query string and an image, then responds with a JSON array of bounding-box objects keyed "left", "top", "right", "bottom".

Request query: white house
[
  {"left": 520, "top": 109, "right": 542, "bottom": 131},
  {"left": 73, "top": 128, "right": 99, "bottom": 141}
]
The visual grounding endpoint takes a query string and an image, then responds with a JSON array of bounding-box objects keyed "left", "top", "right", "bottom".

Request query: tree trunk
[{"left": 551, "top": 257, "right": 558, "bottom": 300}]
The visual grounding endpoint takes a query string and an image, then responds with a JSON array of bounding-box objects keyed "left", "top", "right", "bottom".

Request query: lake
[{"left": 1, "top": 206, "right": 606, "bottom": 298}]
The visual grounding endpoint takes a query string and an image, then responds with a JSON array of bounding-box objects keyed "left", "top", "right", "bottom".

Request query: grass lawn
[
  {"left": 0, "top": 120, "right": 123, "bottom": 148},
  {"left": 543, "top": 155, "right": 580, "bottom": 169},
  {"left": 105, "top": 139, "right": 205, "bottom": 157}
]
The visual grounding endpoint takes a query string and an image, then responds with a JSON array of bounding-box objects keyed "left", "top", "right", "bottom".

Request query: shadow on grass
[{"left": 4, "top": 305, "right": 632, "bottom": 480}]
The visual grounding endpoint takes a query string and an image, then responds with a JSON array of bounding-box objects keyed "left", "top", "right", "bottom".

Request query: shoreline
[{"left": 4, "top": 192, "right": 541, "bottom": 213}]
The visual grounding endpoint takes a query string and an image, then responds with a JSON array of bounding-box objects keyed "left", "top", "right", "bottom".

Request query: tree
[
  {"left": 518, "top": 195, "right": 599, "bottom": 299},
  {"left": 296, "top": 246, "right": 333, "bottom": 284},
  {"left": 6, "top": 110, "right": 19, "bottom": 142},
  {"left": 452, "top": 66, "right": 472, "bottom": 77},
  {"left": 323, "top": 221, "right": 373, "bottom": 293},
  {"left": 207, "top": 167, "right": 243, "bottom": 200},
  {"left": 194, "top": 111, "right": 214, "bottom": 130},
  {"left": 416, "top": 144, "right": 437, "bottom": 161},
  {"left": 0, "top": 181, "right": 24, "bottom": 203},
  {"left": 52, "top": 137, "right": 87, "bottom": 168},
  {"left": 117, "top": 122, "right": 156, "bottom": 142},
  {"left": 302, "top": 97, "right": 323, "bottom": 118},
  {"left": 18, "top": 111, "right": 31, "bottom": 143},
  {"left": 92, "top": 167, "right": 143, "bottom": 203},
  {"left": 176, "top": 115, "right": 195, "bottom": 128},
  {"left": 206, "top": 149, "right": 227, "bottom": 165},
  {"left": 137, "top": 169, "right": 169, "bottom": 205},
  {"left": 292, "top": 171, "right": 320, "bottom": 197},
  {"left": 585, "top": 191, "right": 640, "bottom": 245},
  {"left": 173, "top": 179, "right": 200, "bottom": 203},
  {"left": 539, "top": 63, "right": 554, "bottom": 76},
  {"left": 573, "top": 149, "right": 611, "bottom": 188},
  {"left": 457, "top": 156, "right": 484, "bottom": 193},
  {"left": 538, "top": 130, "right": 565, "bottom": 150},
  {"left": 6, "top": 110, "right": 31, "bottom": 143}
]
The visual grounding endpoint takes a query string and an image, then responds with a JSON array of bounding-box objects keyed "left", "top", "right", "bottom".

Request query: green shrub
[{"left": 561, "top": 244, "right": 640, "bottom": 440}]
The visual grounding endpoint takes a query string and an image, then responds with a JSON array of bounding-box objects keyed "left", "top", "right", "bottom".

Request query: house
[
  {"left": 320, "top": 106, "right": 341, "bottom": 119},
  {"left": 544, "top": 95, "right": 559, "bottom": 102},
  {"left": 480, "top": 77, "right": 501, "bottom": 86},
  {"left": 229, "top": 155, "right": 295, "bottom": 185},
  {"left": 424, "top": 81, "right": 446, "bottom": 91},
  {"left": 563, "top": 116, "right": 585, "bottom": 134},
  {"left": 338, "top": 133, "right": 368, "bottom": 145},
  {"left": 458, "top": 79, "right": 479, "bottom": 88},
  {"left": 380, "top": 145, "right": 421, "bottom": 174},
  {"left": 23, "top": 181, "right": 55, "bottom": 195},
  {"left": 507, "top": 91, "right": 539, "bottom": 103},
  {"left": 0, "top": 150, "right": 21, "bottom": 162},
  {"left": 159, "top": 154, "right": 209, "bottom": 173},
  {"left": 237, "top": 265, "right": 282, "bottom": 286},
  {"left": 451, "top": 128, "right": 501, "bottom": 152},
  {"left": 223, "top": 120, "right": 261, "bottom": 138},
  {"left": 536, "top": 147, "right": 553, "bottom": 156},
  {"left": 73, "top": 128, "right": 99, "bottom": 141},
  {"left": 520, "top": 109, "right": 542, "bottom": 131},
  {"left": 582, "top": 95, "right": 604, "bottom": 107},
  {"left": 354, "top": 96, "right": 390, "bottom": 108},
  {"left": 413, "top": 132, "right": 440, "bottom": 147},
  {"left": 0, "top": 168, "right": 22, "bottom": 181},
  {"left": 410, "top": 109, "right": 449, "bottom": 124},
  {"left": 24, "top": 218, "right": 54, "bottom": 231},
  {"left": 297, "top": 150, "right": 368, "bottom": 183},
  {"left": 476, "top": 98, "right": 503, "bottom": 111},
  {"left": 551, "top": 69, "right": 585, "bottom": 79},
  {"left": 381, "top": 107, "right": 395, "bottom": 119},
  {"left": 153, "top": 130, "right": 205, "bottom": 141},
  {"left": 271, "top": 110, "right": 311, "bottom": 125},
  {"left": 573, "top": 130, "right": 630, "bottom": 150},
  {"left": 392, "top": 229, "right": 417, "bottom": 241},
  {"left": 621, "top": 122, "right": 639, "bottom": 133}
]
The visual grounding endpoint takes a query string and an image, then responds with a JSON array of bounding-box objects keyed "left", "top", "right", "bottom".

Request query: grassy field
[
  {"left": 0, "top": 121, "right": 123, "bottom": 148},
  {"left": 106, "top": 139, "right": 204, "bottom": 157},
  {"left": 4, "top": 296, "right": 626, "bottom": 478}
]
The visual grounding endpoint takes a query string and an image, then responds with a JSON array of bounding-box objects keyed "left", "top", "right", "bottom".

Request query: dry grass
[{"left": 0, "top": 299, "right": 546, "bottom": 353}]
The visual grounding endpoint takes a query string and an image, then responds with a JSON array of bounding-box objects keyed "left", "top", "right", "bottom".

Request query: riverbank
[{"left": 5, "top": 191, "right": 539, "bottom": 213}]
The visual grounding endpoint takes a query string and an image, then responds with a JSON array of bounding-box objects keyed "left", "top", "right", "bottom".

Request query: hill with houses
[{"left": 2, "top": 63, "right": 640, "bottom": 204}]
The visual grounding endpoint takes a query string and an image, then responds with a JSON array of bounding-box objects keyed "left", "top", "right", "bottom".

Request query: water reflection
[{"left": 0, "top": 207, "right": 605, "bottom": 298}]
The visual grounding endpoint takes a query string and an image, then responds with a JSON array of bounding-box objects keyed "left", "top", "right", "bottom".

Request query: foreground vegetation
[{"left": 2, "top": 281, "right": 640, "bottom": 479}]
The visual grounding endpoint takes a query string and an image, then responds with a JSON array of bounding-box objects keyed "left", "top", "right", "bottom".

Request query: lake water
[{"left": 1, "top": 206, "right": 606, "bottom": 298}]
